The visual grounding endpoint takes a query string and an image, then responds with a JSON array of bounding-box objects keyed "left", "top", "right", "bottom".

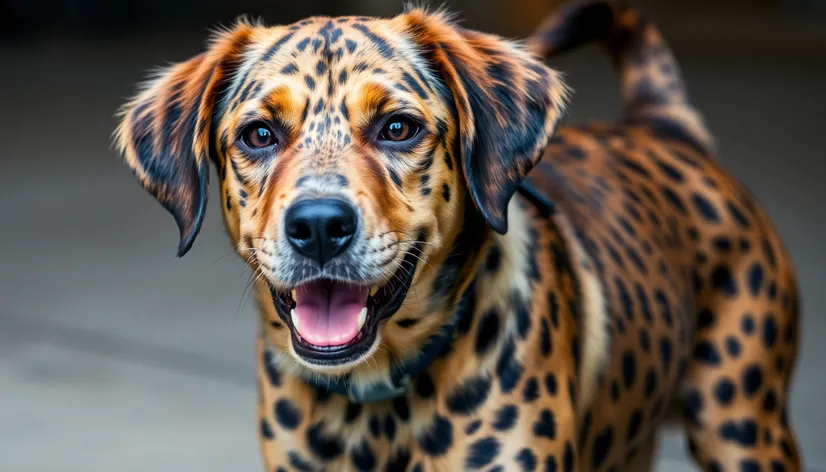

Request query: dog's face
[{"left": 116, "top": 10, "right": 567, "bottom": 378}]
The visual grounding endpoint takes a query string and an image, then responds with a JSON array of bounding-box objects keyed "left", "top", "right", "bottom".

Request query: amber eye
[
  {"left": 379, "top": 115, "right": 420, "bottom": 142},
  {"left": 241, "top": 122, "right": 277, "bottom": 149}
]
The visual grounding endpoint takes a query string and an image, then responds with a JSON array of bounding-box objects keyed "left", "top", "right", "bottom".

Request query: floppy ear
[
  {"left": 115, "top": 23, "right": 253, "bottom": 256},
  {"left": 403, "top": 10, "right": 569, "bottom": 233}
]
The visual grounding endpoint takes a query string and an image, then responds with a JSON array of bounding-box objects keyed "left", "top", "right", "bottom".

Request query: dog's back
[{"left": 526, "top": 1, "right": 802, "bottom": 470}]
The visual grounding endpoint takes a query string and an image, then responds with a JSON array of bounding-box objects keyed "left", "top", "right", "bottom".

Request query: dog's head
[{"left": 115, "top": 10, "right": 567, "bottom": 380}]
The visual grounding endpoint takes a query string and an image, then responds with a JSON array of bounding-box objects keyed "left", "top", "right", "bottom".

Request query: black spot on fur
[
  {"left": 344, "top": 402, "right": 362, "bottom": 424},
  {"left": 415, "top": 373, "right": 435, "bottom": 398},
  {"left": 465, "top": 420, "right": 482, "bottom": 435},
  {"left": 493, "top": 404, "right": 518, "bottom": 431},
  {"left": 396, "top": 317, "right": 419, "bottom": 328},
  {"left": 368, "top": 414, "right": 381, "bottom": 438},
  {"left": 288, "top": 451, "right": 314, "bottom": 472},
  {"left": 544, "top": 372, "right": 558, "bottom": 396},
  {"left": 742, "top": 315, "right": 755, "bottom": 334},
  {"left": 661, "top": 187, "right": 688, "bottom": 214},
  {"left": 780, "top": 438, "right": 795, "bottom": 459},
  {"left": 763, "top": 388, "right": 778, "bottom": 412},
  {"left": 262, "top": 31, "right": 295, "bottom": 61},
  {"left": 514, "top": 295, "right": 532, "bottom": 339},
  {"left": 417, "top": 415, "right": 453, "bottom": 456},
  {"left": 475, "top": 309, "right": 501, "bottom": 355},
  {"left": 392, "top": 396, "right": 410, "bottom": 422},
  {"left": 654, "top": 290, "right": 673, "bottom": 326},
  {"left": 743, "top": 365, "right": 763, "bottom": 397},
  {"left": 635, "top": 284, "right": 653, "bottom": 323},
  {"left": 694, "top": 340, "right": 722, "bottom": 365},
  {"left": 616, "top": 278, "right": 634, "bottom": 321},
  {"left": 260, "top": 418, "right": 274, "bottom": 439},
  {"left": 496, "top": 337, "right": 524, "bottom": 393},
  {"left": 548, "top": 292, "right": 560, "bottom": 328},
  {"left": 627, "top": 409, "right": 643, "bottom": 442},
  {"left": 697, "top": 308, "right": 715, "bottom": 330},
  {"left": 296, "top": 37, "right": 311, "bottom": 51},
  {"left": 533, "top": 409, "right": 556, "bottom": 440},
  {"left": 281, "top": 63, "right": 299, "bottom": 75},
  {"left": 592, "top": 426, "right": 614, "bottom": 469},
  {"left": 466, "top": 437, "right": 501, "bottom": 469},
  {"left": 350, "top": 440, "right": 376, "bottom": 472},
  {"left": 763, "top": 315, "right": 779, "bottom": 349},
  {"left": 639, "top": 329, "right": 651, "bottom": 352},
  {"left": 446, "top": 375, "right": 492, "bottom": 415},
  {"left": 523, "top": 377, "right": 540, "bottom": 403},
  {"left": 747, "top": 263, "right": 764, "bottom": 297},
  {"left": 691, "top": 193, "right": 720, "bottom": 222},
  {"left": 659, "top": 337, "right": 673, "bottom": 375},
  {"left": 719, "top": 419, "right": 757, "bottom": 447},
  {"left": 711, "top": 265, "right": 737, "bottom": 296},
  {"left": 306, "top": 422, "right": 344, "bottom": 460},
  {"left": 352, "top": 23, "right": 394, "bottom": 58},
  {"left": 723, "top": 336, "right": 742, "bottom": 358},
  {"left": 714, "top": 377, "right": 736, "bottom": 405},
  {"left": 384, "top": 415, "right": 396, "bottom": 441},
  {"left": 540, "top": 317, "right": 552, "bottom": 357},
  {"left": 485, "top": 244, "right": 502, "bottom": 273},
  {"left": 384, "top": 449, "right": 411, "bottom": 472},
  {"left": 728, "top": 201, "right": 751, "bottom": 228},
  {"left": 644, "top": 368, "right": 658, "bottom": 399},
  {"left": 345, "top": 39, "right": 357, "bottom": 53},
  {"left": 622, "top": 351, "right": 637, "bottom": 389},
  {"left": 274, "top": 399, "right": 301, "bottom": 429},
  {"left": 263, "top": 350, "right": 281, "bottom": 387},
  {"left": 388, "top": 168, "right": 403, "bottom": 189},
  {"left": 682, "top": 388, "right": 704, "bottom": 426},
  {"left": 304, "top": 75, "right": 316, "bottom": 90},
  {"left": 655, "top": 159, "right": 684, "bottom": 182},
  {"left": 762, "top": 238, "right": 778, "bottom": 269},
  {"left": 619, "top": 157, "right": 651, "bottom": 177},
  {"left": 442, "top": 183, "right": 451, "bottom": 202},
  {"left": 401, "top": 72, "right": 428, "bottom": 99},
  {"left": 515, "top": 448, "right": 537, "bottom": 471}
]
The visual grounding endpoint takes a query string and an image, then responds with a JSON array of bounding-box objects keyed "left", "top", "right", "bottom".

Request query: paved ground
[{"left": 1, "top": 15, "right": 824, "bottom": 472}]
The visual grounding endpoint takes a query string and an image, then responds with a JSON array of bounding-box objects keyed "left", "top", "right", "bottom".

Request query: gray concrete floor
[{"left": 1, "top": 17, "right": 825, "bottom": 472}]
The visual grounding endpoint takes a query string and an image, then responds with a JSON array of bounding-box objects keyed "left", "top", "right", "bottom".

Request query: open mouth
[{"left": 269, "top": 242, "right": 422, "bottom": 365}]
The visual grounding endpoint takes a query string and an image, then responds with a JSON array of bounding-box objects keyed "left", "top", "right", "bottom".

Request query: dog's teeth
[
  {"left": 369, "top": 286, "right": 379, "bottom": 297},
  {"left": 357, "top": 307, "right": 367, "bottom": 330},
  {"left": 291, "top": 290, "right": 297, "bottom": 300},
  {"left": 291, "top": 309, "right": 300, "bottom": 330}
]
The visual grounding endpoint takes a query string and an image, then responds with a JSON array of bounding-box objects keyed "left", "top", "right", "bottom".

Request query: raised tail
[{"left": 526, "top": 0, "right": 715, "bottom": 155}]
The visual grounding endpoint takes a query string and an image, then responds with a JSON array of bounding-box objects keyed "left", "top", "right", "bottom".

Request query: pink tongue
[{"left": 293, "top": 280, "right": 369, "bottom": 346}]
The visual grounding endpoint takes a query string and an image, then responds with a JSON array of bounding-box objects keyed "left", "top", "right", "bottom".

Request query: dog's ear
[
  {"left": 115, "top": 23, "right": 253, "bottom": 256},
  {"left": 402, "top": 10, "right": 568, "bottom": 233}
]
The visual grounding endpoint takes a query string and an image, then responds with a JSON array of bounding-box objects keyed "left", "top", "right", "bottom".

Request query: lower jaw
[
  {"left": 289, "top": 328, "right": 378, "bottom": 367},
  {"left": 288, "top": 307, "right": 380, "bottom": 367}
]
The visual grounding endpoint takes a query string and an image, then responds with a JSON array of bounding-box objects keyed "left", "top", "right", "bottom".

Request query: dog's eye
[
  {"left": 379, "top": 115, "right": 419, "bottom": 142},
  {"left": 241, "top": 122, "right": 277, "bottom": 149}
]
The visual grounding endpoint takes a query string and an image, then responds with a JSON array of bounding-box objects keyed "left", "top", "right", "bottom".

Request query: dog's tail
[{"left": 526, "top": 0, "right": 715, "bottom": 155}]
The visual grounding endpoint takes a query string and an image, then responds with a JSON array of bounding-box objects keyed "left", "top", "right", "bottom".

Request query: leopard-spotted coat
[{"left": 114, "top": 1, "right": 802, "bottom": 470}]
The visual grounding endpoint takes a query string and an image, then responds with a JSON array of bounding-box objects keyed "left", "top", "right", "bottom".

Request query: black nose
[{"left": 284, "top": 198, "right": 358, "bottom": 266}]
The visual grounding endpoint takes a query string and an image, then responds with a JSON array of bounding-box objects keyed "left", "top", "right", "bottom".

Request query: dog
[{"left": 114, "top": 1, "right": 802, "bottom": 470}]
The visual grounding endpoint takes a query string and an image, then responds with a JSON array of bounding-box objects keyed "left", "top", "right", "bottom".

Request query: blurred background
[{"left": 0, "top": 0, "right": 824, "bottom": 471}]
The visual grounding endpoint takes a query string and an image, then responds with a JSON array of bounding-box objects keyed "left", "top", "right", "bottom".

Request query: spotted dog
[{"left": 114, "top": 0, "right": 802, "bottom": 470}]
